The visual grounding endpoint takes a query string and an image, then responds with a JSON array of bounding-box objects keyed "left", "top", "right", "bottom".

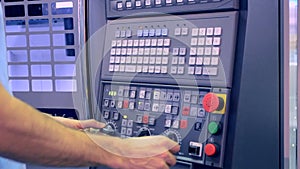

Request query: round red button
[
  {"left": 205, "top": 143, "right": 217, "bottom": 156},
  {"left": 202, "top": 93, "right": 220, "bottom": 112}
]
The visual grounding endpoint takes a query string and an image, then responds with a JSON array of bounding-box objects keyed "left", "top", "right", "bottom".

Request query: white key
[
  {"left": 212, "top": 47, "right": 220, "bottom": 55},
  {"left": 161, "top": 66, "right": 168, "bottom": 74},
  {"left": 196, "top": 57, "right": 203, "bottom": 65},
  {"left": 178, "top": 57, "right": 185, "bottom": 65},
  {"left": 149, "top": 66, "right": 155, "bottom": 73},
  {"left": 117, "top": 40, "right": 122, "bottom": 47},
  {"left": 145, "top": 39, "right": 151, "bottom": 46},
  {"left": 164, "top": 39, "right": 171, "bottom": 46},
  {"left": 172, "top": 48, "right": 179, "bottom": 55},
  {"left": 207, "top": 67, "right": 218, "bottom": 75},
  {"left": 121, "top": 48, "right": 127, "bottom": 55},
  {"left": 150, "top": 48, "right": 156, "bottom": 55},
  {"left": 122, "top": 40, "right": 128, "bottom": 47},
  {"left": 207, "top": 27, "right": 214, "bottom": 36},
  {"left": 205, "top": 37, "right": 213, "bottom": 45},
  {"left": 177, "top": 0, "right": 183, "bottom": 3},
  {"left": 166, "top": 0, "right": 172, "bottom": 4},
  {"left": 198, "top": 37, "right": 205, "bottom": 46},
  {"left": 162, "top": 57, "right": 168, "bottom": 64},
  {"left": 195, "top": 67, "right": 202, "bottom": 75},
  {"left": 179, "top": 48, "right": 186, "bottom": 56},
  {"left": 204, "top": 47, "right": 212, "bottom": 55},
  {"left": 177, "top": 66, "right": 184, "bottom": 74},
  {"left": 139, "top": 39, "right": 145, "bottom": 47},
  {"left": 116, "top": 48, "right": 121, "bottom": 55},
  {"left": 191, "top": 38, "right": 198, "bottom": 46},
  {"left": 120, "top": 65, "right": 125, "bottom": 72},
  {"left": 190, "top": 47, "right": 197, "bottom": 56},
  {"left": 137, "top": 57, "right": 143, "bottom": 64},
  {"left": 151, "top": 39, "right": 157, "bottom": 46},
  {"left": 192, "top": 28, "right": 199, "bottom": 36},
  {"left": 188, "top": 67, "right": 195, "bottom": 74},
  {"left": 203, "top": 57, "right": 211, "bottom": 65},
  {"left": 110, "top": 48, "right": 116, "bottom": 55},
  {"left": 181, "top": 28, "right": 188, "bottom": 35},
  {"left": 133, "top": 40, "right": 139, "bottom": 47},
  {"left": 111, "top": 40, "right": 117, "bottom": 47},
  {"left": 138, "top": 48, "right": 144, "bottom": 55},
  {"left": 213, "top": 37, "right": 221, "bottom": 46},
  {"left": 156, "top": 0, "right": 162, "bottom": 5},
  {"left": 127, "top": 48, "right": 132, "bottom": 55},
  {"left": 125, "top": 65, "right": 136, "bottom": 73},
  {"left": 136, "top": 65, "right": 142, "bottom": 72},
  {"left": 172, "top": 57, "right": 178, "bottom": 64},
  {"left": 189, "top": 57, "right": 196, "bottom": 65},
  {"left": 143, "top": 57, "right": 149, "bottom": 64},
  {"left": 132, "top": 48, "right": 138, "bottom": 55},
  {"left": 174, "top": 28, "right": 181, "bottom": 36},
  {"left": 199, "top": 28, "right": 206, "bottom": 36},
  {"left": 110, "top": 56, "right": 115, "bottom": 63},
  {"left": 136, "top": 1, "right": 142, "bottom": 7},
  {"left": 145, "top": 0, "right": 151, "bottom": 6},
  {"left": 156, "top": 57, "right": 162, "bottom": 64},
  {"left": 132, "top": 56, "right": 137, "bottom": 64},
  {"left": 157, "top": 39, "right": 164, "bottom": 46},
  {"left": 126, "top": 56, "right": 132, "bottom": 64},
  {"left": 144, "top": 48, "right": 150, "bottom": 55},
  {"left": 128, "top": 40, "right": 133, "bottom": 46},
  {"left": 214, "top": 27, "right": 222, "bottom": 36},
  {"left": 197, "top": 47, "right": 204, "bottom": 55},
  {"left": 163, "top": 48, "right": 169, "bottom": 55},
  {"left": 120, "top": 56, "right": 126, "bottom": 63},
  {"left": 142, "top": 65, "right": 148, "bottom": 73},
  {"left": 109, "top": 65, "right": 114, "bottom": 72},
  {"left": 155, "top": 66, "right": 161, "bottom": 73},
  {"left": 171, "top": 66, "right": 177, "bottom": 74},
  {"left": 202, "top": 67, "right": 208, "bottom": 75},
  {"left": 114, "top": 65, "right": 120, "bottom": 72},
  {"left": 156, "top": 48, "right": 163, "bottom": 55},
  {"left": 149, "top": 57, "right": 156, "bottom": 64},
  {"left": 211, "top": 57, "right": 219, "bottom": 65}
]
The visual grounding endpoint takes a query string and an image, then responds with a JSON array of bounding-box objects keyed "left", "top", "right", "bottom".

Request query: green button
[{"left": 208, "top": 121, "right": 219, "bottom": 134}]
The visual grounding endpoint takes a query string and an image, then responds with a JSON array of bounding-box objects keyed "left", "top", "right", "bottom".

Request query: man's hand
[
  {"left": 89, "top": 135, "right": 180, "bottom": 169},
  {"left": 51, "top": 116, "right": 105, "bottom": 130}
]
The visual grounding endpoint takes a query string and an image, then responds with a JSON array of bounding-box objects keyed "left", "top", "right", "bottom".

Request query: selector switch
[{"left": 202, "top": 92, "right": 225, "bottom": 113}]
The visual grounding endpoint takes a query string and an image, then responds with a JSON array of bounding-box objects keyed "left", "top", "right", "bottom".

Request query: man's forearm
[{"left": 0, "top": 85, "right": 118, "bottom": 167}]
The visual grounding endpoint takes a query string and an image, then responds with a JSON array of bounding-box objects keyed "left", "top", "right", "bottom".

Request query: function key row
[{"left": 111, "top": 39, "right": 171, "bottom": 47}]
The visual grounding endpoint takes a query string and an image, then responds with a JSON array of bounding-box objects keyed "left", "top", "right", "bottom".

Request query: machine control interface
[
  {"left": 102, "top": 12, "right": 237, "bottom": 88},
  {"left": 106, "top": 0, "right": 239, "bottom": 18},
  {"left": 99, "top": 82, "right": 230, "bottom": 168},
  {"left": 97, "top": 10, "right": 237, "bottom": 168}
]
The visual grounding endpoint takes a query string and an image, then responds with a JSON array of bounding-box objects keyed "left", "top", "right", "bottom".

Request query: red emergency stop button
[
  {"left": 205, "top": 143, "right": 217, "bottom": 156},
  {"left": 202, "top": 93, "right": 219, "bottom": 112}
]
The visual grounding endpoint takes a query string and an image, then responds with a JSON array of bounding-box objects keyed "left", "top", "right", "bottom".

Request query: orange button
[
  {"left": 202, "top": 93, "right": 219, "bottom": 112},
  {"left": 143, "top": 115, "right": 149, "bottom": 124},
  {"left": 123, "top": 100, "right": 129, "bottom": 109},
  {"left": 205, "top": 143, "right": 217, "bottom": 156},
  {"left": 180, "top": 120, "right": 188, "bottom": 129},
  {"left": 182, "top": 106, "right": 190, "bottom": 116}
]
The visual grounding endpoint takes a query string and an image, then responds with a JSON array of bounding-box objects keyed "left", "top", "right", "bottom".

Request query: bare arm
[{"left": 0, "top": 83, "right": 179, "bottom": 169}]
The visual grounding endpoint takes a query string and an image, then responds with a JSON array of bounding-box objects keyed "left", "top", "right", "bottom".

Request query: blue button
[
  {"left": 149, "top": 29, "right": 155, "bottom": 36},
  {"left": 162, "top": 28, "right": 168, "bottom": 36},
  {"left": 143, "top": 29, "right": 149, "bottom": 37},
  {"left": 155, "top": 29, "right": 162, "bottom": 36},
  {"left": 137, "top": 29, "right": 143, "bottom": 37}
]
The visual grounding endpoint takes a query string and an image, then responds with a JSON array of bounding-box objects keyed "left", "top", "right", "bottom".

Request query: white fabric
[{"left": 0, "top": 5, "right": 26, "bottom": 169}]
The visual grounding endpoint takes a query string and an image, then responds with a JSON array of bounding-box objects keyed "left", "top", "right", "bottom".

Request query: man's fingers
[
  {"left": 169, "top": 144, "right": 180, "bottom": 154},
  {"left": 157, "top": 152, "right": 177, "bottom": 167},
  {"left": 80, "top": 119, "right": 106, "bottom": 129}
]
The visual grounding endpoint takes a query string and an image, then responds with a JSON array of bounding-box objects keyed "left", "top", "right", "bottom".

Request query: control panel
[
  {"left": 106, "top": 0, "right": 239, "bottom": 18},
  {"left": 99, "top": 82, "right": 230, "bottom": 168},
  {"left": 102, "top": 12, "right": 238, "bottom": 88}
]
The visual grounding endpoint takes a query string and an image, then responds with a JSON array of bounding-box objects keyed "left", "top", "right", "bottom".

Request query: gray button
[
  {"left": 103, "top": 111, "right": 110, "bottom": 119},
  {"left": 144, "top": 102, "right": 151, "bottom": 111},
  {"left": 137, "top": 101, "right": 144, "bottom": 110},
  {"left": 103, "top": 99, "right": 109, "bottom": 107},
  {"left": 127, "top": 120, "right": 134, "bottom": 127},
  {"left": 121, "top": 127, "right": 127, "bottom": 135},
  {"left": 149, "top": 117, "right": 156, "bottom": 125},
  {"left": 121, "top": 119, "right": 128, "bottom": 127},
  {"left": 173, "top": 92, "right": 180, "bottom": 102},
  {"left": 136, "top": 115, "right": 143, "bottom": 123},
  {"left": 113, "top": 112, "right": 119, "bottom": 120},
  {"left": 126, "top": 128, "right": 133, "bottom": 136}
]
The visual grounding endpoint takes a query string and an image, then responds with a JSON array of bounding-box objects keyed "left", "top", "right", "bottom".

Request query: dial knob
[
  {"left": 202, "top": 93, "right": 224, "bottom": 112},
  {"left": 137, "top": 127, "right": 151, "bottom": 137},
  {"left": 101, "top": 121, "right": 118, "bottom": 136},
  {"left": 162, "top": 129, "right": 182, "bottom": 144}
]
